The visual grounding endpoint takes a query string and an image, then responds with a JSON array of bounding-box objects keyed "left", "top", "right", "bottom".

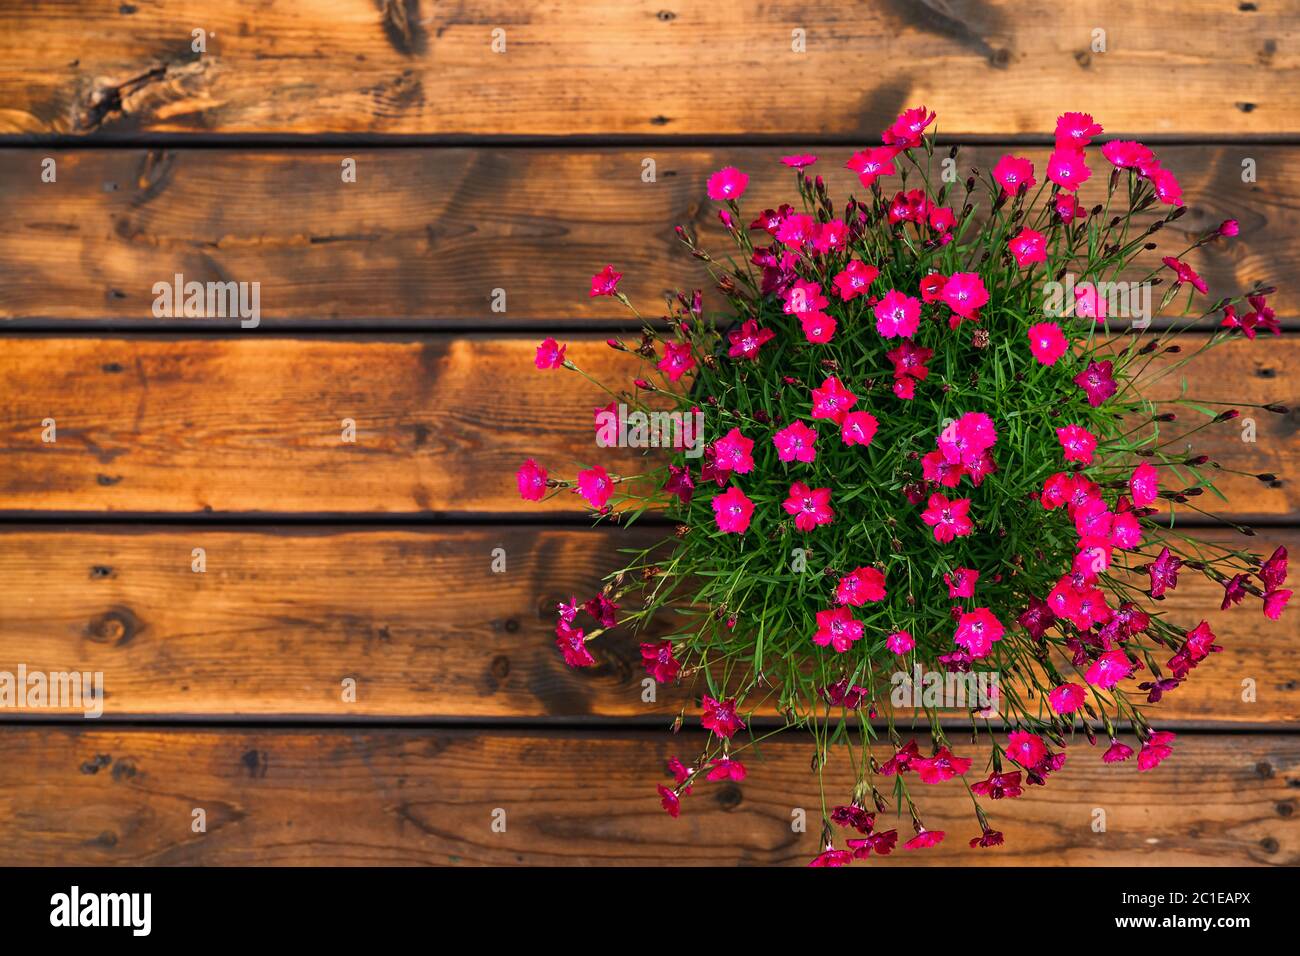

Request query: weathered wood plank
[
  {"left": 0, "top": 334, "right": 1293, "bottom": 516},
  {"left": 0, "top": 1, "right": 1294, "bottom": 137},
  {"left": 0, "top": 525, "right": 1292, "bottom": 723},
  {"left": 0, "top": 728, "right": 1292, "bottom": 865},
  {"left": 0, "top": 146, "right": 1289, "bottom": 325}
]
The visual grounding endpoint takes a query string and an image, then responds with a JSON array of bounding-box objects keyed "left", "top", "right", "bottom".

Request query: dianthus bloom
[
  {"left": 903, "top": 829, "right": 945, "bottom": 850},
  {"left": 887, "top": 339, "right": 933, "bottom": 385},
  {"left": 1073, "top": 360, "right": 1117, "bottom": 407},
  {"left": 700, "top": 695, "right": 745, "bottom": 738},
  {"left": 833, "top": 259, "right": 880, "bottom": 300},
  {"left": 1047, "top": 149, "right": 1091, "bottom": 191},
  {"left": 775, "top": 213, "right": 816, "bottom": 247},
  {"left": 1265, "top": 588, "right": 1292, "bottom": 620},
  {"left": 1086, "top": 649, "right": 1134, "bottom": 689},
  {"left": 886, "top": 630, "right": 915, "bottom": 654},
  {"left": 784, "top": 482, "right": 834, "bottom": 531},
  {"left": 1149, "top": 168, "right": 1182, "bottom": 205},
  {"left": 1049, "top": 683, "right": 1087, "bottom": 714},
  {"left": 811, "top": 376, "right": 858, "bottom": 422},
  {"left": 1260, "top": 546, "right": 1289, "bottom": 592},
  {"left": 663, "top": 464, "right": 693, "bottom": 506},
  {"left": 727, "top": 320, "right": 775, "bottom": 360},
  {"left": 993, "top": 155, "right": 1036, "bottom": 195},
  {"left": 1072, "top": 282, "right": 1109, "bottom": 322},
  {"left": 1103, "top": 739, "right": 1136, "bottom": 763},
  {"left": 706, "top": 166, "right": 748, "bottom": 201},
  {"left": 1162, "top": 256, "right": 1209, "bottom": 294},
  {"left": 1138, "top": 731, "right": 1176, "bottom": 771},
  {"left": 938, "top": 411, "right": 998, "bottom": 467},
  {"left": 940, "top": 272, "right": 989, "bottom": 320},
  {"left": 813, "top": 607, "right": 864, "bottom": 653},
  {"left": 773, "top": 421, "right": 818, "bottom": 463},
  {"left": 575, "top": 465, "right": 614, "bottom": 511},
  {"left": 873, "top": 289, "right": 921, "bottom": 338},
  {"left": 556, "top": 622, "right": 595, "bottom": 668},
  {"left": 712, "top": 486, "right": 754, "bottom": 534},
  {"left": 1055, "top": 111, "right": 1103, "bottom": 149},
  {"left": 516, "top": 459, "right": 548, "bottom": 501},
  {"left": 840, "top": 410, "right": 879, "bottom": 448},
  {"left": 589, "top": 265, "right": 622, "bottom": 297},
  {"left": 1149, "top": 546, "right": 1182, "bottom": 598},
  {"left": 922, "top": 493, "right": 974, "bottom": 543},
  {"left": 882, "top": 106, "right": 935, "bottom": 149},
  {"left": 783, "top": 278, "right": 829, "bottom": 317},
  {"left": 953, "top": 607, "right": 1005, "bottom": 657},
  {"left": 798, "top": 311, "right": 836, "bottom": 344},
  {"left": 657, "top": 341, "right": 695, "bottom": 382},
  {"left": 1027, "top": 322, "right": 1068, "bottom": 365},
  {"left": 971, "top": 772, "right": 1022, "bottom": 799},
  {"left": 706, "top": 757, "right": 747, "bottom": 782},
  {"left": 1129, "top": 462, "right": 1159, "bottom": 507},
  {"left": 534, "top": 337, "right": 567, "bottom": 369},
  {"left": 845, "top": 147, "right": 897, "bottom": 189},
  {"left": 836, "top": 566, "right": 886, "bottom": 606},
  {"left": 641, "top": 641, "right": 680, "bottom": 683},
  {"left": 782, "top": 153, "right": 817, "bottom": 169},
  {"left": 1005, "top": 730, "right": 1048, "bottom": 768},
  {"left": 1101, "top": 140, "right": 1155, "bottom": 169},
  {"left": 808, "top": 846, "right": 853, "bottom": 867},
  {"left": 1056, "top": 193, "right": 1086, "bottom": 223},
  {"left": 1008, "top": 228, "right": 1047, "bottom": 267},
  {"left": 1056, "top": 424, "right": 1098, "bottom": 464},
  {"left": 913, "top": 747, "right": 971, "bottom": 783},
  {"left": 713, "top": 427, "right": 754, "bottom": 475},
  {"left": 944, "top": 567, "right": 979, "bottom": 598}
]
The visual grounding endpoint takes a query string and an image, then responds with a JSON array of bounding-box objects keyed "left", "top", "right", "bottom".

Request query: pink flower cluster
[{"left": 514, "top": 103, "right": 1289, "bottom": 863}]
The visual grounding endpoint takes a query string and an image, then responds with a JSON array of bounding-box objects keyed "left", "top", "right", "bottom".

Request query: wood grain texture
[
  {"left": 0, "top": 334, "right": 1293, "bottom": 516},
  {"left": 0, "top": 1, "right": 1295, "bottom": 137},
  {"left": 0, "top": 145, "right": 1289, "bottom": 325},
  {"left": 0, "top": 525, "right": 1293, "bottom": 723},
  {"left": 0, "top": 727, "right": 1292, "bottom": 865}
]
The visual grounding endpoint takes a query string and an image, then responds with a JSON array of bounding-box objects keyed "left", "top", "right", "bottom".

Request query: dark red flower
[
  {"left": 1149, "top": 547, "right": 1182, "bottom": 598},
  {"left": 657, "top": 784, "right": 681, "bottom": 817},
  {"left": 640, "top": 641, "right": 680, "bottom": 683},
  {"left": 808, "top": 846, "right": 853, "bottom": 867},
  {"left": 848, "top": 829, "right": 898, "bottom": 858},
  {"left": 700, "top": 695, "right": 745, "bottom": 738},
  {"left": 970, "top": 829, "right": 1005, "bottom": 848},
  {"left": 913, "top": 746, "right": 972, "bottom": 783},
  {"left": 903, "top": 828, "right": 946, "bottom": 850},
  {"left": 971, "top": 770, "right": 1023, "bottom": 799},
  {"left": 583, "top": 594, "right": 619, "bottom": 628},
  {"left": 831, "top": 805, "right": 875, "bottom": 833},
  {"left": 880, "top": 739, "right": 921, "bottom": 775}
]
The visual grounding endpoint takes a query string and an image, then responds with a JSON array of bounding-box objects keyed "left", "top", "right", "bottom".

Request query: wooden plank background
[
  {"left": 0, "top": 146, "right": 1292, "bottom": 326},
  {"left": 0, "top": 729, "right": 1293, "bottom": 865},
  {"left": 0, "top": 335, "right": 1293, "bottom": 516},
  {"left": 0, "top": 525, "right": 1295, "bottom": 723},
  {"left": 1, "top": 1, "right": 1296, "bottom": 137},
  {"left": 0, "top": 0, "right": 1296, "bottom": 866}
]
